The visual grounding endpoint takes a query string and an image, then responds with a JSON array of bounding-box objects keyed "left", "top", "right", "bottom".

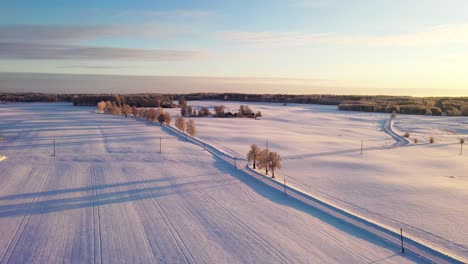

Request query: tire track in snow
[
  {"left": 127, "top": 165, "right": 197, "bottom": 264},
  {"left": 172, "top": 166, "right": 296, "bottom": 264},
  {"left": 89, "top": 130, "right": 103, "bottom": 264},
  {"left": 0, "top": 158, "right": 54, "bottom": 264},
  {"left": 282, "top": 118, "right": 410, "bottom": 160},
  {"left": 190, "top": 169, "right": 370, "bottom": 262}
]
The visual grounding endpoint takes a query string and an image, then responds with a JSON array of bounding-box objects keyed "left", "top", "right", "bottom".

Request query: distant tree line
[
  {"left": 3, "top": 92, "right": 467, "bottom": 116},
  {"left": 180, "top": 102, "right": 262, "bottom": 119},
  {"left": 339, "top": 98, "right": 468, "bottom": 116}
]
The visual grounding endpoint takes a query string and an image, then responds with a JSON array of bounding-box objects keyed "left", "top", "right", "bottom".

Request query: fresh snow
[
  {"left": 0, "top": 103, "right": 438, "bottom": 263},
  {"left": 179, "top": 100, "right": 468, "bottom": 262}
]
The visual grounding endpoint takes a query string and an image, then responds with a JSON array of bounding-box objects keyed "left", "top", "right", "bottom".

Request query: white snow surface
[
  {"left": 176, "top": 100, "right": 468, "bottom": 262},
  {"left": 0, "top": 103, "right": 437, "bottom": 263}
]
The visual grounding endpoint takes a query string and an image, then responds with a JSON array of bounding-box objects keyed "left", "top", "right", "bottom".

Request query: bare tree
[
  {"left": 157, "top": 113, "right": 166, "bottom": 125},
  {"left": 105, "top": 101, "right": 113, "bottom": 113},
  {"left": 122, "top": 104, "right": 131, "bottom": 117},
  {"left": 147, "top": 108, "right": 157, "bottom": 121},
  {"left": 214, "top": 105, "right": 226, "bottom": 117},
  {"left": 258, "top": 149, "right": 270, "bottom": 175},
  {"left": 111, "top": 105, "right": 122, "bottom": 115},
  {"left": 199, "top": 107, "right": 210, "bottom": 117},
  {"left": 138, "top": 107, "right": 146, "bottom": 119},
  {"left": 175, "top": 115, "right": 187, "bottom": 131},
  {"left": 267, "top": 152, "right": 281, "bottom": 178},
  {"left": 247, "top": 144, "right": 261, "bottom": 169},
  {"left": 164, "top": 112, "right": 172, "bottom": 125},
  {"left": 179, "top": 98, "right": 187, "bottom": 108},
  {"left": 186, "top": 119, "right": 196, "bottom": 136},
  {"left": 131, "top": 106, "right": 138, "bottom": 117},
  {"left": 187, "top": 106, "right": 193, "bottom": 117},
  {"left": 96, "top": 101, "right": 106, "bottom": 113}
]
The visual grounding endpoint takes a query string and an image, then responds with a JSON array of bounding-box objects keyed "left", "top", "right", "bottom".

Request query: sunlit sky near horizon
[{"left": 1, "top": 0, "right": 468, "bottom": 95}]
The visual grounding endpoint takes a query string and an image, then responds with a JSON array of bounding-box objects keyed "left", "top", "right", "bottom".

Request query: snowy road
[{"left": 0, "top": 103, "right": 443, "bottom": 263}]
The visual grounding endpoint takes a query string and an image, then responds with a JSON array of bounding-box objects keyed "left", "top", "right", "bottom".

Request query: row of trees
[
  {"left": 175, "top": 115, "right": 196, "bottom": 136},
  {"left": 96, "top": 101, "right": 172, "bottom": 125},
  {"left": 247, "top": 145, "right": 281, "bottom": 178},
  {"left": 181, "top": 104, "right": 262, "bottom": 119}
]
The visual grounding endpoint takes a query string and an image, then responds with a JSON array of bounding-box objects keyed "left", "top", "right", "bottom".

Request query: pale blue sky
[{"left": 1, "top": 0, "right": 468, "bottom": 94}]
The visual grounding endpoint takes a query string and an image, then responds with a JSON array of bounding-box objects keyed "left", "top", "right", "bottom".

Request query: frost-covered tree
[
  {"left": 111, "top": 105, "right": 122, "bottom": 115},
  {"left": 179, "top": 98, "right": 187, "bottom": 108},
  {"left": 267, "top": 152, "right": 281, "bottom": 178},
  {"left": 122, "top": 104, "right": 131, "bottom": 117},
  {"left": 138, "top": 107, "right": 146, "bottom": 119},
  {"left": 105, "top": 101, "right": 113, "bottom": 113},
  {"left": 131, "top": 106, "right": 138, "bottom": 117},
  {"left": 164, "top": 112, "right": 172, "bottom": 125},
  {"left": 157, "top": 113, "right": 166, "bottom": 125},
  {"left": 186, "top": 119, "right": 196, "bottom": 136},
  {"left": 96, "top": 101, "right": 106, "bottom": 113},
  {"left": 187, "top": 106, "right": 193, "bottom": 117},
  {"left": 247, "top": 144, "right": 261, "bottom": 169},
  {"left": 258, "top": 149, "right": 270, "bottom": 175},
  {"left": 147, "top": 108, "right": 157, "bottom": 121},
  {"left": 214, "top": 105, "right": 226, "bottom": 117},
  {"left": 175, "top": 115, "right": 186, "bottom": 131}
]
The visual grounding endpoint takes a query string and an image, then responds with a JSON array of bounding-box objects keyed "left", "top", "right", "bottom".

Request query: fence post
[
  {"left": 284, "top": 178, "right": 286, "bottom": 196},
  {"left": 400, "top": 228, "right": 405, "bottom": 253}
]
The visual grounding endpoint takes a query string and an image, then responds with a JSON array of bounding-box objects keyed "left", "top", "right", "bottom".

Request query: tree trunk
[
  {"left": 272, "top": 169, "right": 275, "bottom": 178},
  {"left": 253, "top": 160, "right": 256, "bottom": 169}
]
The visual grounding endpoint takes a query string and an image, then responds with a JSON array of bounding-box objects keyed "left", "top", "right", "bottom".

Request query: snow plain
[
  {"left": 179, "top": 100, "right": 468, "bottom": 262},
  {"left": 0, "top": 103, "right": 437, "bottom": 263}
]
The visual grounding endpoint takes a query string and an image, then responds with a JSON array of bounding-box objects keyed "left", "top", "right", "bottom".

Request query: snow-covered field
[
  {"left": 0, "top": 103, "right": 439, "bottom": 263},
  {"left": 180, "top": 100, "right": 468, "bottom": 261}
]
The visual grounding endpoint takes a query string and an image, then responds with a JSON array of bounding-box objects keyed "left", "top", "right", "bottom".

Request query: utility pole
[
  {"left": 266, "top": 139, "right": 269, "bottom": 150},
  {"left": 361, "top": 140, "right": 363, "bottom": 155},
  {"left": 461, "top": 139, "right": 464, "bottom": 155},
  {"left": 284, "top": 178, "right": 287, "bottom": 196},
  {"left": 400, "top": 228, "right": 405, "bottom": 253}
]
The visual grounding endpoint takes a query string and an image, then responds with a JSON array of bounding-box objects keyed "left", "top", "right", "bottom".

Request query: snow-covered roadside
[
  {"left": 162, "top": 120, "right": 463, "bottom": 264},
  {"left": 171, "top": 100, "right": 468, "bottom": 261}
]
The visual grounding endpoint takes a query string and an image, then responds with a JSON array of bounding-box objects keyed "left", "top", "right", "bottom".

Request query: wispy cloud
[
  {"left": 0, "top": 42, "right": 202, "bottom": 61},
  {"left": 139, "top": 10, "right": 214, "bottom": 18},
  {"left": 220, "top": 24, "right": 468, "bottom": 46},
  {"left": 0, "top": 24, "right": 186, "bottom": 43}
]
